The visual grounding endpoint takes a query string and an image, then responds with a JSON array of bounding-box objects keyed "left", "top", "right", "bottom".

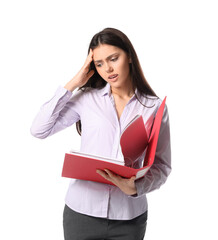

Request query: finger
[
  {"left": 86, "top": 69, "right": 95, "bottom": 79},
  {"left": 83, "top": 50, "right": 93, "bottom": 69},
  {"left": 87, "top": 48, "right": 93, "bottom": 61},
  {"left": 130, "top": 176, "right": 136, "bottom": 181},
  {"left": 96, "top": 169, "right": 111, "bottom": 180},
  {"left": 104, "top": 169, "right": 122, "bottom": 182},
  {"left": 84, "top": 59, "right": 92, "bottom": 69},
  {"left": 89, "top": 48, "right": 93, "bottom": 56},
  {"left": 104, "top": 169, "right": 116, "bottom": 178}
]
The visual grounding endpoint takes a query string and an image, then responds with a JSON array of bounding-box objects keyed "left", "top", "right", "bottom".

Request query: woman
[{"left": 31, "top": 27, "right": 171, "bottom": 240}]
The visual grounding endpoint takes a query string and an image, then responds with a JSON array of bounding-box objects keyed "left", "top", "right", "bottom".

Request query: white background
[{"left": 0, "top": 0, "right": 217, "bottom": 239}]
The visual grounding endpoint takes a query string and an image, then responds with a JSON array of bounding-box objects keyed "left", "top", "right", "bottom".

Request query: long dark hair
[{"left": 76, "top": 27, "right": 158, "bottom": 135}]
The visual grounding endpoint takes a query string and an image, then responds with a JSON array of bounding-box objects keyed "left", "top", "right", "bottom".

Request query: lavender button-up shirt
[{"left": 30, "top": 82, "right": 171, "bottom": 220}]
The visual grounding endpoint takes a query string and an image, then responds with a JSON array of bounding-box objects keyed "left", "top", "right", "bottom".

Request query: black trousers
[{"left": 63, "top": 204, "right": 147, "bottom": 240}]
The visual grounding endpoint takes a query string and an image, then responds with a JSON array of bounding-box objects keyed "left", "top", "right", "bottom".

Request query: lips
[{"left": 108, "top": 74, "right": 118, "bottom": 79}]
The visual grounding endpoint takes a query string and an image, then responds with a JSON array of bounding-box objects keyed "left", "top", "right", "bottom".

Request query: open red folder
[{"left": 62, "top": 97, "right": 166, "bottom": 185}]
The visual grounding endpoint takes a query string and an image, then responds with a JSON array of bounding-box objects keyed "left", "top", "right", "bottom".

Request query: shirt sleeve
[
  {"left": 30, "top": 86, "right": 83, "bottom": 139},
  {"left": 130, "top": 104, "right": 172, "bottom": 198}
]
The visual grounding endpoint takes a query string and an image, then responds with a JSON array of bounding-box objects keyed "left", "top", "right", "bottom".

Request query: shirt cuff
[
  {"left": 127, "top": 177, "right": 147, "bottom": 199},
  {"left": 55, "top": 85, "right": 73, "bottom": 99}
]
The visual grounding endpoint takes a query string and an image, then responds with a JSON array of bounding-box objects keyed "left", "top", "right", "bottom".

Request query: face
[{"left": 92, "top": 44, "right": 132, "bottom": 89}]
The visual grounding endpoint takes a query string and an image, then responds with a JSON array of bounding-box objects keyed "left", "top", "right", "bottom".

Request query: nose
[{"left": 105, "top": 63, "right": 113, "bottom": 73}]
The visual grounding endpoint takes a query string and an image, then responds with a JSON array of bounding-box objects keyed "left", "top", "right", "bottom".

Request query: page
[
  {"left": 120, "top": 115, "right": 141, "bottom": 135},
  {"left": 69, "top": 149, "right": 124, "bottom": 165},
  {"left": 120, "top": 115, "right": 148, "bottom": 167}
]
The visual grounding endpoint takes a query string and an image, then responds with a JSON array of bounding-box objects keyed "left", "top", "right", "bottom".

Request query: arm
[
  {"left": 133, "top": 104, "right": 171, "bottom": 197},
  {"left": 30, "top": 49, "right": 95, "bottom": 139},
  {"left": 30, "top": 85, "right": 82, "bottom": 139}
]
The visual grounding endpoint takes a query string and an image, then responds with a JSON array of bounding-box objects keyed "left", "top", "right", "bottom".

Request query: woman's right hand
[{"left": 64, "top": 49, "right": 95, "bottom": 92}]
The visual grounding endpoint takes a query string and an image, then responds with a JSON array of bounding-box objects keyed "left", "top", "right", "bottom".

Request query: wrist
[
  {"left": 64, "top": 81, "right": 79, "bottom": 92},
  {"left": 128, "top": 186, "right": 137, "bottom": 196}
]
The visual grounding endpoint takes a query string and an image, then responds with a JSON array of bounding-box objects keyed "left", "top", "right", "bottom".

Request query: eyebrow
[{"left": 94, "top": 53, "right": 119, "bottom": 63}]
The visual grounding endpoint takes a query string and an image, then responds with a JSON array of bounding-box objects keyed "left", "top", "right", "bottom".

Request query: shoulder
[
  {"left": 76, "top": 85, "right": 107, "bottom": 97},
  {"left": 137, "top": 93, "right": 169, "bottom": 118},
  {"left": 137, "top": 92, "right": 162, "bottom": 109}
]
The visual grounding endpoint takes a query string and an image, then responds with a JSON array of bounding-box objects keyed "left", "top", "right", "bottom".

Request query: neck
[{"left": 110, "top": 78, "right": 135, "bottom": 99}]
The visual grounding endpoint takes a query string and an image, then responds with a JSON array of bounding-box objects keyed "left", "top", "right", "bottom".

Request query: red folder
[{"left": 62, "top": 97, "right": 166, "bottom": 185}]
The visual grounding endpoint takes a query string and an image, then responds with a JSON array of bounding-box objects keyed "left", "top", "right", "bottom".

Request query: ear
[{"left": 129, "top": 57, "right": 132, "bottom": 63}]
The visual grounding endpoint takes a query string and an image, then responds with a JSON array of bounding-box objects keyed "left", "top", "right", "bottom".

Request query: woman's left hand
[{"left": 96, "top": 169, "right": 137, "bottom": 196}]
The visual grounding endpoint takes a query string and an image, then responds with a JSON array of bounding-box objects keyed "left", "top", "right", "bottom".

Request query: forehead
[{"left": 93, "top": 44, "right": 124, "bottom": 60}]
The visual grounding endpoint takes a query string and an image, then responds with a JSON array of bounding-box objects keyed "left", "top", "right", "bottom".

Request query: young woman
[{"left": 31, "top": 27, "right": 171, "bottom": 240}]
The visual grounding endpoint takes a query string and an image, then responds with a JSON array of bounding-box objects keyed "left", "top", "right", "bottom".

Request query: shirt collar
[{"left": 100, "top": 82, "right": 112, "bottom": 97}]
